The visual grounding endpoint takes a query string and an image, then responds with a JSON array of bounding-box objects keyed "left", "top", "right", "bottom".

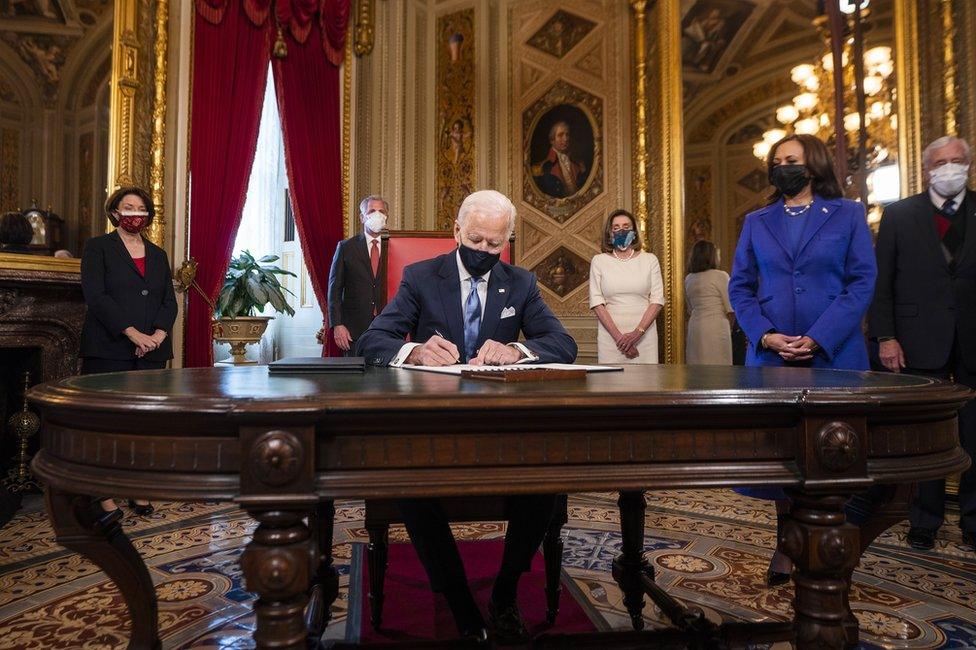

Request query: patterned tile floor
[{"left": 0, "top": 490, "right": 973, "bottom": 649}]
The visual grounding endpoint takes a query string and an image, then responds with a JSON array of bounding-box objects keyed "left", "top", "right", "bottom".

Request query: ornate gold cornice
[
  {"left": 0, "top": 253, "right": 80, "bottom": 273},
  {"left": 895, "top": 0, "right": 922, "bottom": 195}
]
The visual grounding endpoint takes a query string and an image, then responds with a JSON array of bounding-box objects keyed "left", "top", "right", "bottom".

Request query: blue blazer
[
  {"left": 729, "top": 196, "right": 877, "bottom": 369},
  {"left": 357, "top": 251, "right": 578, "bottom": 366}
]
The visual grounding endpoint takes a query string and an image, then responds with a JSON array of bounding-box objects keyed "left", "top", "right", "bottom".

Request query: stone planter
[{"left": 211, "top": 316, "right": 272, "bottom": 365}]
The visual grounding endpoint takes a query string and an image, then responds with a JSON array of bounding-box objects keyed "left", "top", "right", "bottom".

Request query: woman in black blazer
[{"left": 81, "top": 186, "right": 177, "bottom": 519}]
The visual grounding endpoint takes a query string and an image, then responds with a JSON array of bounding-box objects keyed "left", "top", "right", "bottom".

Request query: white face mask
[
  {"left": 363, "top": 211, "right": 387, "bottom": 234},
  {"left": 929, "top": 162, "right": 970, "bottom": 198}
]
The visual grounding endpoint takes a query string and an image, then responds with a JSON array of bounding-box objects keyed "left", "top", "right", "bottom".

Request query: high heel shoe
[
  {"left": 90, "top": 500, "right": 123, "bottom": 530},
  {"left": 127, "top": 499, "right": 154, "bottom": 516}
]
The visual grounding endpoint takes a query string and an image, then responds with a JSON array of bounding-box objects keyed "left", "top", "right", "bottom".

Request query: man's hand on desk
[
  {"left": 469, "top": 339, "right": 523, "bottom": 366},
  {"left": 405, "top": 335, "right": 461, "bottom": 366}
]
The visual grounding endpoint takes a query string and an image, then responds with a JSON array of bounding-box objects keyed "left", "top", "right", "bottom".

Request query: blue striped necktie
[{"left": 463, "top": 276, "right": 483, "bottom": 361}]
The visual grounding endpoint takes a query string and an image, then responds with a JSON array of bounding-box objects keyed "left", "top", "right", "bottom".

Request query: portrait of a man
[{"left": 529, "top": 105, "right": 594, "bottom": 200}]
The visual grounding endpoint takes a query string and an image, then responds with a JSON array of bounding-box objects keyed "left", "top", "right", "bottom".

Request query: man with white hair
[
  {"left": 869, "top": 135, "right": 976, "bottom": 552},
  {"left": 317, "top": 195, "right": 389, "bottom": 354},
  {"left": 357, "top": 190, "right": 576, "bottom": 641}
]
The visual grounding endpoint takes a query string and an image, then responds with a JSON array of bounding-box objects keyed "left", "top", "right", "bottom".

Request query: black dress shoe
[
  {"left": 459, "top": 626, "right": 488, "bottom": 643},
  {"left": 766, "top": 568, "right": 791, "bottom": 586},
  {"left": 93, "top": 505, "right": 124, "bottom": 530},
  {"left": 906, "top": 526, "right": 936, "bottom": 550},
  {"left": 488, "top": 598, "right": 529, "bottom": 645},
  {"left": 961, "top": 530, "right": 976, "bottom": 552},
  {"left": 127, "top": 499, "right": 154, "bottom": 516}
]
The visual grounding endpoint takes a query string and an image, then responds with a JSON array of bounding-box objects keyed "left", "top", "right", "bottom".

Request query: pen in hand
[{"left": 433, "top": 329, "right": 461, "bottom": 364}]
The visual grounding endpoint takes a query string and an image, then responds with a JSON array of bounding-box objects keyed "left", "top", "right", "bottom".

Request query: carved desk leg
[
  {"left": 612, "top": 490, "right": 651, "bottom": 631},
  {"left": 239, "top": 426, "right": 318, "bottom": 650},
  {"left": 782, "top": 491, "right": 860, "bottom": 650},
  {"left": 45, "top": 487, "right": 160, "bottom": 650},
  {"left": 241, "top": 508, "right": 313, "bottom": 650}
]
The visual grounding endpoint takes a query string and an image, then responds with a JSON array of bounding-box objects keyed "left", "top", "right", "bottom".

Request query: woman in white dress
[
  {"left": 685, "top": 240, "right": 733, "bottom": 364},
  {"left": 589, "top": 209, "right": 666, "bottom": 363}
]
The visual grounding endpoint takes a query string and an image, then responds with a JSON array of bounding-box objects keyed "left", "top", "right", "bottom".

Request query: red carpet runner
[{"left": 352, "top": 539, "right": 598, "bottom": 643}]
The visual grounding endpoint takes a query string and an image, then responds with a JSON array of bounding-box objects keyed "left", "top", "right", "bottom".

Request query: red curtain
[
  {"left": 186, "top": 0, "right": 348, "bottom": 366},
  {"left": 186, "top": 0, "right": 270, "bottom": 367},
  {"left": 273, "top": 17, "right": 344, "bottom": 358}
]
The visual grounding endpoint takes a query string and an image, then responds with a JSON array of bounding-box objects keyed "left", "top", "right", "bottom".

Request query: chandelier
[{"left": 752, "top": 1, "right": 899, "bottom": 219}]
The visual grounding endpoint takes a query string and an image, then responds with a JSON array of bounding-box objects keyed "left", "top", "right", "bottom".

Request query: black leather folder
[{"left": 268, "top": 356, "right": 366, "bottom": 374}]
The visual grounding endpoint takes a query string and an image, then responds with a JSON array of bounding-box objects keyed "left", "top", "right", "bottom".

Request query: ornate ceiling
[
  {"left": 0, "top": 0, "right": 112, "bottom": 102},
  {"left": 681, "top": 0, "right": 893, "bottom": 145}
]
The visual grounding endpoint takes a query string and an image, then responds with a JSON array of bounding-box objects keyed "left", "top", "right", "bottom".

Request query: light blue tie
[{"left": 463, "top": 276, "right": 483, "bottom": 362}]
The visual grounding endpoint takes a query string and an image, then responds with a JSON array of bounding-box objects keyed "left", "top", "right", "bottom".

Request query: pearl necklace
[
  {"left": 784, "top": 200, "right": 813, "bottom": 217},
  {"left": 612, "top": 248, "right": 636, "bottom": 261}
]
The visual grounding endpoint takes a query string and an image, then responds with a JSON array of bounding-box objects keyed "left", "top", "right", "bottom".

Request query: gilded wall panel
[
  {"left": 77, "top": 131, "right": 94, "bottom": 244},
  {"left": 509, "top": 0, "right": 626, "bottom": 323},
  {"left": 435, "top": 8, "right": 475, "bottom": 230},
  {"left": 0, "top": 127, "right": 19, "bottom": 212}
]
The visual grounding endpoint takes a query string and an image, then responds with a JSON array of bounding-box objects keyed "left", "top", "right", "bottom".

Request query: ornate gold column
[
  {"left": 342, "top": 29, "right": 353, "bottom": 237},
  {"left": 636, "top": 0, "right": 684, "bottom": 363},
  {"left": 941, "top": 0, "right": 958, "bottom": 136},
  {"left": 630, "top": 0, "right": 649, "bottom": 248},
  {"left": 354, "top": 0, "right": 375, "bottom": 57},
  {"left": 107, "top": 0, "right": 169, "bottom": 248},
  {"left": 894, "top": 0, "right": 922, "bottom": 196},
  {"left": 108, "top": 0, "right": 141, "bottom": 192},
  {"left": 147, "top": 0, "right": 169, "bottom": 248}
]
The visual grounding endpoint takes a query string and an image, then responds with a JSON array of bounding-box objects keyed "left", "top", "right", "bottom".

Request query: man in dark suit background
[
  {"left": 869, "top": 135, "right": 976, "bottom": 552},
  {"left": 318, "top": 195, "right": 388, "bottom": 354},
  {"left": 357, "top": 190, "right": 577, "bottom": 641}
]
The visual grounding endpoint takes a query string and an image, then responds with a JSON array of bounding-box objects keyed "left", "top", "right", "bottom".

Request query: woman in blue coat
[{"left": 729, "top": 134, "right": 877, "bottom": 584}]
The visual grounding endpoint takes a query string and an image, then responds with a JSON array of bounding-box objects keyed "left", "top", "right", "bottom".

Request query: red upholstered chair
[{"left": 364, "top": 230, "right": 567, "bottom": 630}]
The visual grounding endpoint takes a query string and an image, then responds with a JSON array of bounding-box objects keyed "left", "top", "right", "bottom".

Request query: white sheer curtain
[
  {"left": 214, "top": 66, "right": 287, "bottom": 364},
  {"left": 234, "top": 65, "right": 285, "bottom": 259}
]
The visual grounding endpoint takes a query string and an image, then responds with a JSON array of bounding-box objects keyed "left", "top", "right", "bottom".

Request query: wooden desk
[{"left": 29, "top": 365, "right": 972, "bottom": 649}]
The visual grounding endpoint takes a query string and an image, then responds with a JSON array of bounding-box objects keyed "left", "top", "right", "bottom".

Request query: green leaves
[{"left": 215, "top": 249, "right": 297, "bottom": 318}]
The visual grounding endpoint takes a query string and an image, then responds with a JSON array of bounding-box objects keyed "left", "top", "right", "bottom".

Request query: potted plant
[{"left": 212, "top": 250, "right": 297, "bottom": 365}]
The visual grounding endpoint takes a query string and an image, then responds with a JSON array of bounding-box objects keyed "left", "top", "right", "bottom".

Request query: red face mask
[{"left": 118, "top": 211, "right": 149, "bottom": 234}]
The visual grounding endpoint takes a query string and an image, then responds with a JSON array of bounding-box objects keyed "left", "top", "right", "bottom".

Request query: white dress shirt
[
  {"left": 364, "top": 231, "right": 382, "bottom": 258},
  {"left": 929, "top": 187, "right": 967, "bottom": 211},
  {"left": 389, "top": 250, "right": 538, "bottom": 365}
]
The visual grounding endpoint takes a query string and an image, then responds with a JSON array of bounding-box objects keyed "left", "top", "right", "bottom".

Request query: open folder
[{"left": 399, "top": 362, "right": 622, "bottom": 375}]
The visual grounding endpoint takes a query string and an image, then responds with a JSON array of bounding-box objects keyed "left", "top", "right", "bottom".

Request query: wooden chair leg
[
  {"left": 543, "top": 494, "right": 568, "bottom": 626},
  {"left": 366, "top": 523, "right": 389, "bottom": 630}
]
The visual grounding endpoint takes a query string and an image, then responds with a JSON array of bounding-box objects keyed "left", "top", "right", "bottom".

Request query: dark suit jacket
[
  {"left": 868, "top": 189, "right": 976, "bottom": 371},
  {"left": 80, "top": 231, "right": 177, "bottom": 362},
  {"left": 356, "top": 251, "right": 578, "bottom": 366},
  {"left": 327, "top": 234, "right": 381, "bottom": 341}
]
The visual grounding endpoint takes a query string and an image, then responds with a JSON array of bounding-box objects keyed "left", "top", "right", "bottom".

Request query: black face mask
[
  {"left": 458, "top": 244, "right": 500, "bottom": 277},
  {"left": 769, "top": 164, "right": 810, "bottom": 197}
]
